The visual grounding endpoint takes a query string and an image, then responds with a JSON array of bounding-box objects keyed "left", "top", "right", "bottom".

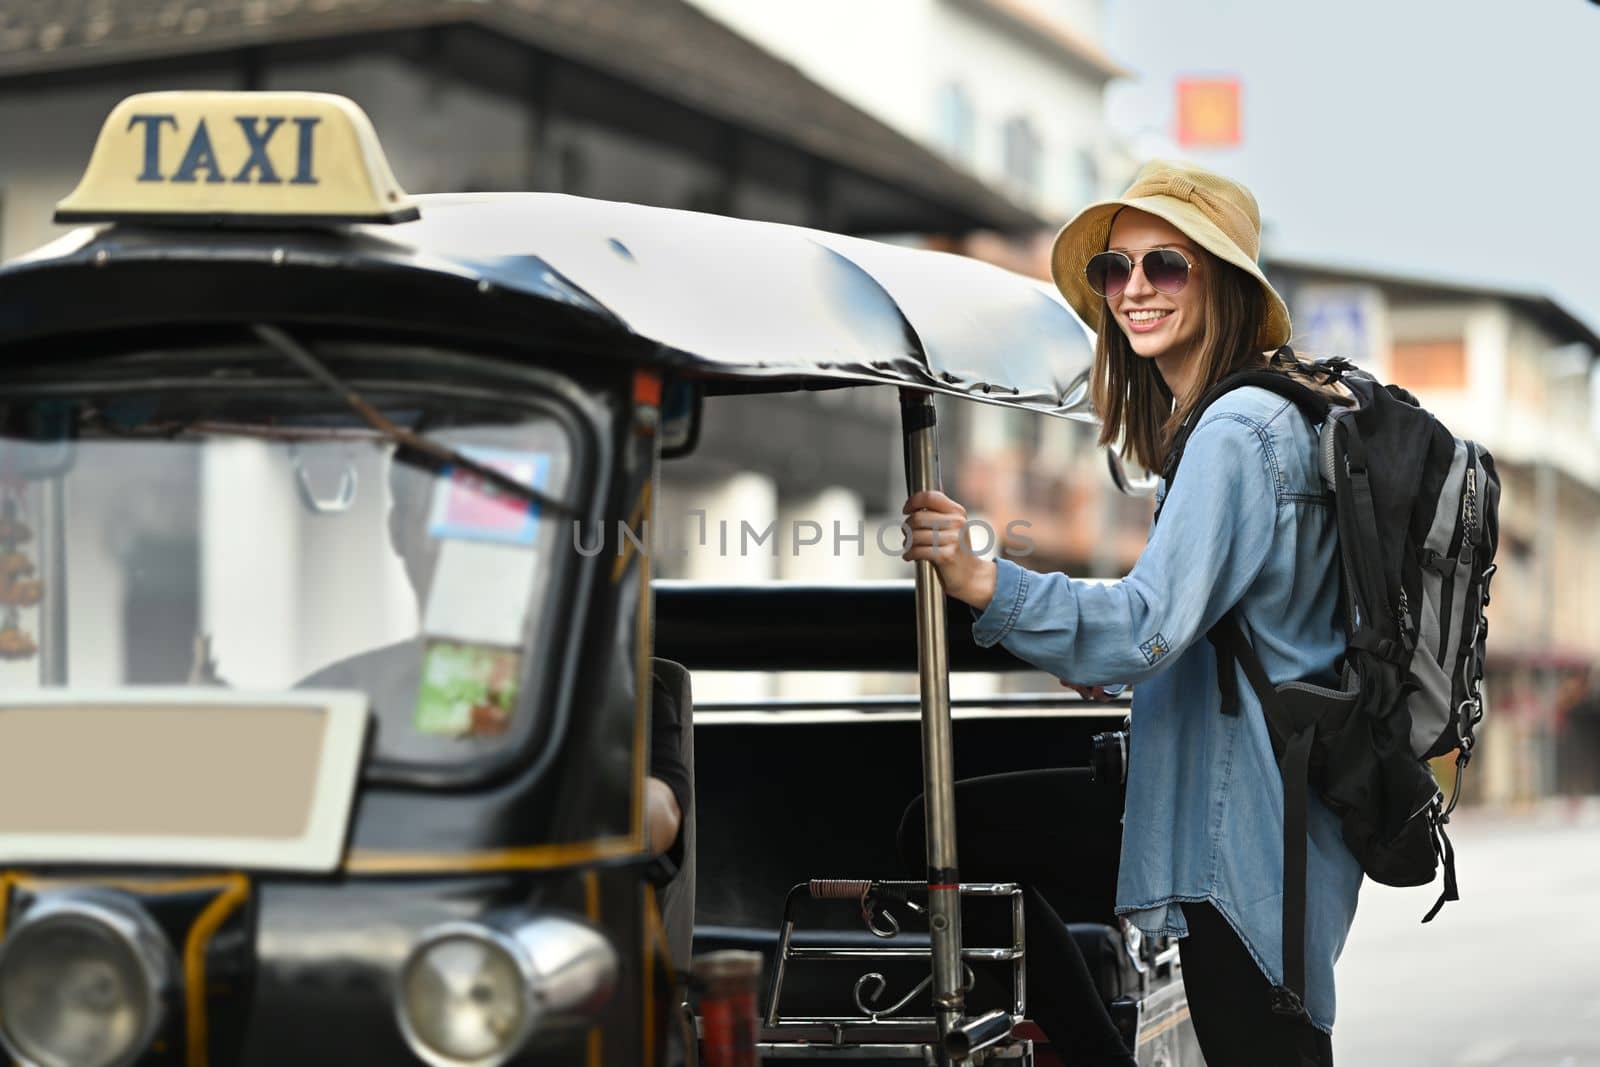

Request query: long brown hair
[{"left": 1090, "top": 248, "right": 1270, "bottom": 474}]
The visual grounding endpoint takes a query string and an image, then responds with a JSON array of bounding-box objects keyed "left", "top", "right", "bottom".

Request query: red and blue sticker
[{"left": 426, "top": 448, "right": 550, "bottom": 547}]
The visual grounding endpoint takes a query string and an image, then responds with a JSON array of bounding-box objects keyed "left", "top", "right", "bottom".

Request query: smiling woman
[
  {"left": 1058, "top": 166, "right": 1292, "bottom": 475},
  {"left": 901, "top": 159, "right": 1354, "bottom": 1066},
  {"left": 1085, "top": 207, "right": 1265, "bottom": 468},
  {"left": 1095, "top": 224, "right": 1208, "bottom": 383}
]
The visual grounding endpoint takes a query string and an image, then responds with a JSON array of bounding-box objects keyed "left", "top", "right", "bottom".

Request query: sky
[{"left": 1100, "top": 0, "right": 1600, "bottom": 345}]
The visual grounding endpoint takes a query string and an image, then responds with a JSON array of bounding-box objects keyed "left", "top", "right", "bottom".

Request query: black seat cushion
[{"left": 1067, "top": 922, "right": 1139, "bottom": 1003}]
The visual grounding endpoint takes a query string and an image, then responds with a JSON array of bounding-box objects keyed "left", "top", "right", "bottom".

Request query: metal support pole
[
  {"left": 899, "top": 389, "right": 964, "bottom": 1057},
  {"left": 37, "top": 478, "right": 67, "bottom": 686}
]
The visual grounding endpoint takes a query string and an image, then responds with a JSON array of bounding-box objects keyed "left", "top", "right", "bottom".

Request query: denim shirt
[{"left": 970, "top": 386, "right": 1363, "bottom": 1033}]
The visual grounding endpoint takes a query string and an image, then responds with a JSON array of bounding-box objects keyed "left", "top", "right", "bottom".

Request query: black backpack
[{"left": 1160, "top": 348, "right": 1500, "bottom": 1020}]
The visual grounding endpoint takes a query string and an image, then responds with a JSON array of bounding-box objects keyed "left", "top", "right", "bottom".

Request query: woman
[{"left": 901, "top": 160, "right": 1361, "bottom": 1066}]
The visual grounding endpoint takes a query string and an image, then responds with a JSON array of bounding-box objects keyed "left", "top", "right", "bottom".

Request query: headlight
[
  {"left": 396, "top": 917, "right": 617, "bottom": 1067},
  {"left": 0, "top": 893, "right": 173, "bottom": 1067},
  {"left": 399, "top": 930, "right": 529, "bottom": 1066}
]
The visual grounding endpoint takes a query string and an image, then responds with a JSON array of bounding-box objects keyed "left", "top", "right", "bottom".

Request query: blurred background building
[
  {"left": 0, "top": 0, "right": 1043, "bottom": 242},
  {"left": 0, "top": 0, "right": 1594, "bottom": 803}
]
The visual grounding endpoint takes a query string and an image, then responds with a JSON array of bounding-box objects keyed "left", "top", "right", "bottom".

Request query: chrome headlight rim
[
  {"left": 395, "top": 920, "right": 538, "bottom": 1067},
  {"left": 0, "top": 891, "right": 174, "bottom": 1067}
]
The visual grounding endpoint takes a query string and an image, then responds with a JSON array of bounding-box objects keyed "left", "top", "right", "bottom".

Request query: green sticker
[{"left": 414, "top": 641, "right": 521, "bottom": 738}]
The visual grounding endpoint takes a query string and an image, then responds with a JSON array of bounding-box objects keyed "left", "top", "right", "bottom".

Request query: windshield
[{"left": 0, "top": 346, "right": 588, "bottom": 776}]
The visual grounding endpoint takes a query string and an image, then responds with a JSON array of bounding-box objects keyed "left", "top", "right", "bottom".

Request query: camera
[{"left": 1090, "top": 721, "right": 1131, "bottom": 787}]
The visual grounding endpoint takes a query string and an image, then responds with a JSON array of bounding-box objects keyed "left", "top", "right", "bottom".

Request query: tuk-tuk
[{"left": 0, "top": 91, "right": 1199, "bottom": 1066}]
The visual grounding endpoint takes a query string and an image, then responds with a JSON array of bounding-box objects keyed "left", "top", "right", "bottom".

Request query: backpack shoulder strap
[
  {"left": 1209, "top": 611, "right": 1316, "bottom": 1021},
  {"left": 1160, "top": 357, "right": 1334, "bottom": 489}
]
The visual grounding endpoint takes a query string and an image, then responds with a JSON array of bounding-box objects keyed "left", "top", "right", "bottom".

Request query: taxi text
[{"left": 126, "top": 113, "right": 321, "bottom": 185}]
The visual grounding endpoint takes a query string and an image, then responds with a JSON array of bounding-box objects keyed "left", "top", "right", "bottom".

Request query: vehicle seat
[
  {"left": 1067, "top": 922, "right": 1141, "bottom": 1003},
  {"left": 651, "top": 657, "right": 696, "bottom": 972}
]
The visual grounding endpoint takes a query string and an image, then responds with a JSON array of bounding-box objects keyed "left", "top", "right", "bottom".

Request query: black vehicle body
[{"left": 0, "top": 158, "right": 1197, "bottom": 1064}]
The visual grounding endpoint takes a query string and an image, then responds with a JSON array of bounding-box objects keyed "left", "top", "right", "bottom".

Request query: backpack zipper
[
  {"left": 1452, "top": 456, "right": 1482, "bottom": 702},
  {"left": 1436, "top": 446, "right": 1478, "bottom": 669},
  {"left": 1463, "top": 464, "right": 1479, "bottom": 542},
  {"left": 1319, "top": 415, "right": 1341, "bottom": 489}
]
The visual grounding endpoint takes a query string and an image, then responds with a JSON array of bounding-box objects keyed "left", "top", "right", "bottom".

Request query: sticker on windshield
[
  {"left": 421, "top": 540, "right": 537, "bottom": 649},
  {"left": 427, "top": 448, "right": 550, "bottom": 547},
  {"left": 413, "top": 640, "right": 522, "bottom": 738}
]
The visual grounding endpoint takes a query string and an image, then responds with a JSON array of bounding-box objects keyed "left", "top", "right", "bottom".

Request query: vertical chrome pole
[
  {"left": 37, "top": 478, "right": 68, "bottom": 686},
  {"left": 1012, "top": 888, "right": 1027, "bottom": 1019},
  {"left": 899, "top": 388, "right": 964, "bottom": 1056}
]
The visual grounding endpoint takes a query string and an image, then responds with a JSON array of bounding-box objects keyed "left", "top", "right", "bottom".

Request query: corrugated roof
[
  {"left": 0, "top": 192, "right": 1097, "bottom": 415},
  {"left": 0, "top": 0, "right": 1047, "bottom": 231}
]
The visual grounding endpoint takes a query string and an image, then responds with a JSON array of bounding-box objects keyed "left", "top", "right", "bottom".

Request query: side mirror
[
  {"left": 660, "top": 380, "right": 702, "bottom": 459},
  {"left": 1106, "top": 447, "right": 1158, "bottom": 496}
]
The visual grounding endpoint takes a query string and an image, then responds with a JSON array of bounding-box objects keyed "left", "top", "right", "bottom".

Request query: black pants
[
  {"left": 1179, "top": 901, "right": 1334, "bottom": 1066},
  {"left": 898, "top": 769, "right": 1333, "bottom": 1067}
]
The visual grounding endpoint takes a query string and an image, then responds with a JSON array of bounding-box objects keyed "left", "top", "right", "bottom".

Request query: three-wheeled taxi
[{"left": 0, "top": 91, "right": 1199, "bottom": 1067}]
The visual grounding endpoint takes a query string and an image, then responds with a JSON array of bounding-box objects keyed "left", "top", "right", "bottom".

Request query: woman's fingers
[
  {"left": 902, "top": 490, "right": 967, "bottom": 517},
  {"left": 905, "top": 525, "right": 966, "bottom": 546},
  {"left": 903, "top": 511, "right": 968, "bottom": 557},
  {"left": 897, "top": 494, "right": 996, "bottom": 611},
  {"left": 902, "top": 522, "right": 971, "bottom": 566},
  {"left": 904, "top": 510, "right": 966, "bottom": 538}
]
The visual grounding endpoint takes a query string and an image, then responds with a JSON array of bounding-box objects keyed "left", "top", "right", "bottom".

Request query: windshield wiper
[{"left": 252, "top": 324, "right": 576, "bottom": 518}]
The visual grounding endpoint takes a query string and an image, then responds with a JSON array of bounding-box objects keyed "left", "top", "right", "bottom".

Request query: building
[
  {"left": 684, "top": 0, "right": 1128, "bottom": 220},
  {"left": 0, "top": 0, "right": 1045, "bottom": 260}
]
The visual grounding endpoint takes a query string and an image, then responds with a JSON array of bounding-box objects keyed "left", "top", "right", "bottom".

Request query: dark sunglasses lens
[
  {"left": 1144, "top": 249, "right": 1191, "bottom": 294},
  {"left": 1086, "top": 253, "right": 1130, "bottom": 298}
]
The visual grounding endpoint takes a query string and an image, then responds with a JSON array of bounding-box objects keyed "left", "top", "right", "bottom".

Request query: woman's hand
[
  {"left": 1059, "top": 679, "right": 1124, "bottom": 702},
  {"left": 644, "top": 776, "right": 682, "bottom": 859},
  {"left": 901, "top": 490, "right": 997, "bottom": 610}
]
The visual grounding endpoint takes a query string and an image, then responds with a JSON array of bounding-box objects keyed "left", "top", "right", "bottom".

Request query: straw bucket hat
[{"left": 1049, "top": 159, "right": 1291, "bottom": 351}]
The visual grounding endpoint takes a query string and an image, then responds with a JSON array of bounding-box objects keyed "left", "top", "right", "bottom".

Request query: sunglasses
[{"left": 1084, "top": 248, "right": 1194, "bottom": 299}]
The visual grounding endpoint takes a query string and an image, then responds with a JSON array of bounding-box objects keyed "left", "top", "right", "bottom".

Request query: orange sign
[{"left": 1176, "top": 78, "right": 1241, "bottom": 148}]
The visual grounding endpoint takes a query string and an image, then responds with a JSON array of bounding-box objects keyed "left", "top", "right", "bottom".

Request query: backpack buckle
[
  {"left": 1352, "top": 626, "right": 1411, "bottom": 667},
  {"left": 1314, "top": 356, "right": 1353, "bottom": 383},
  {"left": 1268, "top": 986, "right": 1307, "bottom": 1018},
  {"left": 1457, "top": 697, "right": 1484, "bottom": 742}
]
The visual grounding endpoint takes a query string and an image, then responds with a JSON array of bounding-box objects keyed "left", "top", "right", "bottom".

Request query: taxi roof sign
[{"left": 55, "top": 91, "right": 419, "bottom": 226}]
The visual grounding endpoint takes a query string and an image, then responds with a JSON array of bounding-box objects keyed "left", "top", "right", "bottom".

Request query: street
[{"left": 1335, "top": 801, "right": 1600, "bottom": 1066}]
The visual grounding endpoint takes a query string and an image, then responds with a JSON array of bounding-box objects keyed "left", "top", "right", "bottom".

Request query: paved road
[{"left": 1334, "top": 801, "right": 1600, "bottom": 1066}]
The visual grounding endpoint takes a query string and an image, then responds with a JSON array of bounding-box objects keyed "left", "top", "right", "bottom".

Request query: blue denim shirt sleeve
[{"left": 970, "top": 413, "right": 1280, "bottom": 684}]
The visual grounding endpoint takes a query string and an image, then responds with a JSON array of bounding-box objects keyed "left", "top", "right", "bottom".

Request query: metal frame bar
[
  {"left": 37, "top": 477, "right": 67, "bottom": 685},
  {"left": 764, "top": 882, "right": 1026, "bottom": 1036},
  {"left": 695, "top": 693, "right": 1132, "bottom": 713},
  {"left": 755, "top": 1041, "right": 1033, "bottom": 1063},
  {"left": 899, "top": 389, "right": 963, "bottom": 1058}
]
